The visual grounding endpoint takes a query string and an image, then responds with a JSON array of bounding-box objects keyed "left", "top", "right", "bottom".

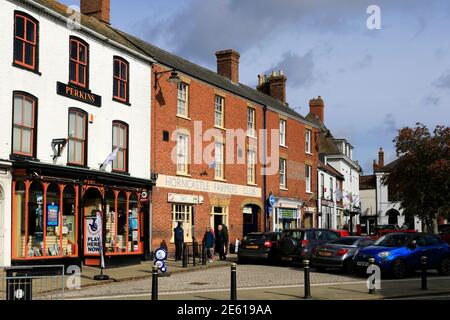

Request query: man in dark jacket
[
  {"left": 222, "top": 224, "right": 230, "bottom": 255},
  {"left": 215, "top": 224, "right": 227, "bottom": 261},
  {"left": 174, "top": 222, "right": 184, "bottom": 261},
  {"left": 203, "top": 226, "right": 215, "bottom": 262}
]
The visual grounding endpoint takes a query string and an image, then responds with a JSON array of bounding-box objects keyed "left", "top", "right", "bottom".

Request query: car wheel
[
  {"left": 344, "top": 259, "right": 355, "bottom": 274},
  {"left": 438, "top": 257, "right": 450, "bottom": 276},
  {"left": 392, "top": 259, "right": 407, "bottom": 279}
]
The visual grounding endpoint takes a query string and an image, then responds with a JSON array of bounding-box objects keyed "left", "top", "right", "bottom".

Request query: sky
[{"left": 60, "top": 0, "right": 450, "bottom": 174}]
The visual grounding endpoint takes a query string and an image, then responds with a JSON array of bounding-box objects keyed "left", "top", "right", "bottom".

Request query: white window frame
[
  {"left": 279, "top": 119, "right": 286, "bottom": 147},
  {"left": 247, "top": 149, "right": 256, "bottom": 184},
  {"left": 214, "top": 95, "right": 224, "bottom": 128},
  {"left": 306, "top": 129, "right": 311, "bottom": 154},
  {"left": 280, "top": 158, "right": 287, "bottom": 188},
  {"left": 214, "top": 141, "right": 224, "bottom": 179},
  {"left": 171, "top": 204, "right": 192, "bottom": 243},
  {"left": 306, "top": 165, "right": 312, "bottom": 193},
  {"left": 176, "top": 133, "right": 189, "bottom": 175},
  {"left": 177, "top": 83, "right": 188, "bottom": 117},
  {"left": 247, "top": 107, "right": 256, "bottom": 137}
]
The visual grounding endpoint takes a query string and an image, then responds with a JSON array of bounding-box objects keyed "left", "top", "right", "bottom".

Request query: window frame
[
  {"left": 11, "top": 91, "right": 38, "bottom": 158},
  {"left": 305, "top": 129, "right": 312, "bottom": 154},
  {"left": 247, "top": 149, "right": 257, "bottom": 185},
  {"left": 214, "top": 95, "right": 225, "bottom": 128},
  {"left": 69, "top": 36, "right": 89, "bottom": 89},
  {"left": 113, "top": 56, "right": 130, "bottom": 104},
  {"left": 13, "top": 11, "right": 39, "bottom": 73},
  {"left": 67, "top": 108, "right": 88, "bottom": 167},
  {"left": 112, "top": 121, "right": 129, "bottom": 173},
  {"left": 214, "top": 141, "right": 225, "bottom": 180},
  {"left": 177, "top": 82, "right": 189, "bottom": 117},
  {"left": 305, "top": 164, "right": 312, "bottom": 193},
  {"left": 171, "top": 204, "right": 193, "bottom": 243},
  {"left": 279, "top": 119, "right": 286, "bottom": 147},
  {"left": 247, "top": 107, "right": 256, "bottom": 137},
  {"left": 176, "top": 132, "right": 189, "bottom": 175},
  {"left": 279, "top": 158, "right": 287, "bottom": 188}
]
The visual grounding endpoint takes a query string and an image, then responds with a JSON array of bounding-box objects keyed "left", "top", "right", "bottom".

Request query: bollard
[
  {"left": 230, "top": 263, "right": 237, "bottom": 301},
  {"left": 182, "top": 243, "right": 188, "bottom": 268},
  {"left": 421, "top": 256, "right": 428, "bottom": 290},
  {"left": 151, "top": 266, "right": 158, "bottom": 301},
  {"left": 303, "top": 260, "right": 312, "bottom": 299},
  {"left": 368, "top": 258, "right": 376, "bottom": 294},
  {"left": 202, "top": 244, "right": 207, "bottom": 266}
]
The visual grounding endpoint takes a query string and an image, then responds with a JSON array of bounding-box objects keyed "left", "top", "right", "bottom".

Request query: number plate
[
  {"left": 246, "top": 245, "right": 259, "bottom": 249},
  {"left": 281, "top": 256, "right": 293, "bottom": 261},
  {"left": 357, "top": 261, "right": 369, "bottom": 267},
  {"left": 319, "top": 251, "right": 332, "bottom": 257}
]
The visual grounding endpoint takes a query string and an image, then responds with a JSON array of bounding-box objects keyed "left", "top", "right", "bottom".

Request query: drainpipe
[{"left": 263, "top": 106, "right": 268, "bottom": 232}]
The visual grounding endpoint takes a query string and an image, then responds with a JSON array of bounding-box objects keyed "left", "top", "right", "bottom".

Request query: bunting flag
[{"left": 100, "top": 147, "right": 118, "bottom": 171}]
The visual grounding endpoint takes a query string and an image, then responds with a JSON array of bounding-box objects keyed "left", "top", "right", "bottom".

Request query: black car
[
  {"left": 277, "top": 228, "right": 341, "bottom": 264},
  {"left": 238, "top": 232, "right": 281, "bottom": 264}
]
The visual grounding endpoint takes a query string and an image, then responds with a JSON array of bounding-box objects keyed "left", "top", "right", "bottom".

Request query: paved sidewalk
[{"left": 78, "top": 256, "right": 236, "bottom": 288}]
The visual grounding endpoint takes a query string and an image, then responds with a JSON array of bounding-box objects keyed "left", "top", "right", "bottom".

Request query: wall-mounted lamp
[{"left": 154, "top": 69, "right": 182, "bottom": 89}]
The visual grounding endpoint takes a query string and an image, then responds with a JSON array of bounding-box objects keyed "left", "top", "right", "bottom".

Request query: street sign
[{"left": 268, "top": 194, "right": 275, "bottom": 207}]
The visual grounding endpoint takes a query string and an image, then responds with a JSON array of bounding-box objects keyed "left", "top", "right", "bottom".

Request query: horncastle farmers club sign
[{"left": 57, "top": 82, "right": 102, "bottom": 107}]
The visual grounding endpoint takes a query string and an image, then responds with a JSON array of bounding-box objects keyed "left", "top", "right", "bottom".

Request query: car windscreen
[
  {"left": 374, "top": 234, "right": 412, "bottom": 247},
  {"left": 330, "top": 237, "right": 358, "bottom": 245}
]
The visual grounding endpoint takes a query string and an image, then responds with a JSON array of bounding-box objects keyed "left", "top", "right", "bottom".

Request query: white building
[
  {"left": 0, "top": 0, "right": 154, "bottom": 267},
  {"left": 306, "top": 97, "right": 362, "bottom": 233}
]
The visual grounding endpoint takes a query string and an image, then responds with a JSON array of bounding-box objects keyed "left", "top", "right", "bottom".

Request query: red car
[{"left": 333, "top": 230, "right": 350, "bottom": 237}]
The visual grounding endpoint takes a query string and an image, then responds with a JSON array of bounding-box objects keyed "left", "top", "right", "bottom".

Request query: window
[
  {"left": 112, "top": 121, "right": 128, "bottom": 172},
  {"left": 320, "top": 173, "right": 325, "bottom": 197},
  {"left": 68, "top": 109, "right": 87, "bottom": 166},
  {"left": 330, "top": 177, "right": 334, "bottom": 200},
  {"left": 247, "top": 107, "right": 256, "bottom": 137},
  {"left": 306, "top": 129, "right": 311, "bottom": 153},
  {"left": 305, "top": 165, "right": 312, "bottom": 192},
  {"left": 172, "top": 204, "right": 192, "bottom": 243},
  {"left": 214, "top": 141, "right": 224, "bottom": 179},
  {"left": 14, "top": 12, "right": 38, "bottom": 71},
  {"left": 12, "top": 92, "right": 37, "bottom": 157},
  {"left": 279, "top": 120, "right": 286, "bottom": 146},
  {"left": 69, "top": 37, "right": 89, "bottom": 88},
  {"left": 113, "top": 57, "right": 129, "bottom": 103},
  {"left": 280, "top": 158, "right": 287, "bottom": 188},
  {"left": 247, "top": 149, "right": 256, "bottom": 184},
  {"left": 177, "top": 83, "right": 188, "bottom": 117},
  {"left": 215, "top": 95, "right": 224, "bottom": 127},
  {"left": 176, "top": 133, "right": 189, "bottom": 174}
]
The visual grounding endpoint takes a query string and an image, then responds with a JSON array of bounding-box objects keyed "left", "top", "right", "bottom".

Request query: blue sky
[{"left": 61, "top": 0, "right": 450, "bottom": 174}]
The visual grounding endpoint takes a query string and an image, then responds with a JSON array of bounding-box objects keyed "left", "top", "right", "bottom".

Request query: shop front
[
  {"left": 10, "top": 160, "right": 153, "bottom": 267},
  {"left": 319, "top": 199, "right": 335, "bottom": 229},
  {"left": 0, "top": 161, "right": 12, "bottom": 267},
  {"left": 273, "top": 198, "right": 303, "bottom": 232}
]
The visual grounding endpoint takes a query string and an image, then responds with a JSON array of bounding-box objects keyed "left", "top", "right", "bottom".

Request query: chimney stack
[
  {"left": 215, "top": 49, "right": 240, "bottom": 84},
  {"left": 378, "top": 147, "right": 384, "bottom": 167},
  {"left": 256, "top": 70, "right": 287, "bottom": 103},
  {"left": 81, "top": 0, "right": 111, "bottom": 24},
  {"left": 309, "top": 96, "right": 325, "bottom": 123}
]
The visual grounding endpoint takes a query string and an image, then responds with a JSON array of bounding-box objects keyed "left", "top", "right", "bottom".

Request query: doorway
[
  {"left": 387, "top": 209, "right": 400, "bottom": 227},
  {"left": 243, "top": 205, "right": 259, "bottom": 236},
  {"left": 83, "top": 188, "right": 103, "bottom": 265}
]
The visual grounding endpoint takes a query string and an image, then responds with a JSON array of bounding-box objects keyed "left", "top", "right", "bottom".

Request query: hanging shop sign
[{"left": 57, "top": 82, "right": 102, "bottom": 107}]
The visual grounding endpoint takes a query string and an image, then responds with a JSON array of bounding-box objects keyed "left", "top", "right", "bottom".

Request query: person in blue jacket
[
  {"left": 174, "top": 221, "right": 184, "bottom": 261},
  {"left": 203, "top": 226, "right": 215, "bottom": 262}
]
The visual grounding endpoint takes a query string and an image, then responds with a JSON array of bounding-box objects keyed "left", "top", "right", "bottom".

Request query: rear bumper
[
  {"left": 238, "top": 249, "right": 271, "bottom": 260},
  {"left": 311, "top": 256, "right": 346, "bottom": 268}
]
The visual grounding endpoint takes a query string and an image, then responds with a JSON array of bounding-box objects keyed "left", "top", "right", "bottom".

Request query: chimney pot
[
  {"left": 309, "top": 96, "right": 325, "bottom": 123},
  {"left": 81, "top": 0, "right": 110, "bottom": 24},
  {"left": 215, "top": 49, "right": 240, "bottom": 83}
]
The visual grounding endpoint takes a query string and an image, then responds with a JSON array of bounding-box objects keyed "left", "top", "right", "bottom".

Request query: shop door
[
  {"left": 82, "top": 188, "right": 103, "bottom": 265},
  {"left": 243, "top": 206, "right": 259, "bottom": 236}
]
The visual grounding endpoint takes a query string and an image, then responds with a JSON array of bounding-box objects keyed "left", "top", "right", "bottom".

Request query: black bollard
[
  {"left": 182, "top": 243, "right": 188, "bottom": 268},
  {"left": 421, "top": 256, "right": 428, "bottom": 290},
  {"left": 151, "top": 266, "right": 158, "bottom": 300},
  {"left": 231, "top": 263, "right": 237, "bottom": 301},
  {"left": 303, "top": 259, "right": 312, "bottom": 299},
  {"left": 368, "top": 258, "right": 376, "bottom": 294}
]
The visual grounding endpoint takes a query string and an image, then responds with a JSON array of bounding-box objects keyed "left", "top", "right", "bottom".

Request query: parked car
[
  {"left": 333, "top": 229, "right": 350, "bottom": 237},
  {"left": 238, "top": 232, "right": 281, "bottom": 264},
  {"left": 311, "top": 236, "right": 375, "bottom": 273},
  {"left": 277, "top": 228, "right": 341, "bottom": 264},
  {"left": 439, "top": 227, "right": 450, "bottom": 245},
  {"left": 354, "top": 233, "right": 450, "bottom": 279}
]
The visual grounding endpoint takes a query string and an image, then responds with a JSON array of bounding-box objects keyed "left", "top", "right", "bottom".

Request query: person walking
[
  {"left": 203, "top": 226, "right": 215, "bottom": 263},
  {"left": 222, "top": 224, "right": 230, "bottom": 256},
  {"left": 174, "top": 221, "right": 184, "bottom": 261},
  {"left": 216, "top": 224, "right": 227, "bottom": 261}
]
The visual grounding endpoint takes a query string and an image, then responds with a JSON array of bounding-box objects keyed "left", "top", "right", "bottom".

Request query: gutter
[{"left": 20, "top": 0, "right": 156, "bottom": 65}]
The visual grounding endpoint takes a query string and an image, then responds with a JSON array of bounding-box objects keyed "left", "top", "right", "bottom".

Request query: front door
[
  {"left": 243, "top": 206, "right": 259, "bottom": 236},
  {"left": 82, "top": 188, "right": 103, "bottom": 266}
]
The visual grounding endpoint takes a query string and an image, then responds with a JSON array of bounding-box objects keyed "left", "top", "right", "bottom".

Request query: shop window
[
  {"left": 12, "top": 181, "right": 26, "bottom": 258},
  {"left": 62, "top": 185, "right": 77, "bottom": 256},
  {"left": 27, "top": 182, "right": 44, "bottom": 257},
  {"left": 12, "top": 92, "right": 37, "bottom": 157},
  {"left": 128, "top": 193, "right": 139, "bottom": 253},
  {"left": 14, "top": 11, "right": 39, "bottom": 72},
  {"left": 113, "top": 57, "right": 129, "bottom": 103},
  {"left": 68, "top": 108, "right": 87, "bottom": 166},
  {"left": 112, "top": 121, "right": 128, "bottom": 173},
  {"left": 69, "top": 36, "right": 89, "bottom": 88},
  {"left": 171, "top": 204, "right": 192, "bottom": 243},
  {"left": 116, "top": 191, "right": 128, "bottom": 253},
  {"left": 105, "top": 189, "right": 116, "bottom": 253},
  {"left": 45, "top": 183, "right": 60, "bottom": 256}
]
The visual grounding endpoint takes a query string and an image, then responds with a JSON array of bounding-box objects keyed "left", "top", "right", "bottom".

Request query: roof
[
  {"left": 318, "top": 161, "right": 344, "bottom": 180},
  {"left": 359, "top": 175, "right": 376, "bottom": 190},
  {"left": 28, "top": 0, "right": 316, "bottom": 126},
  {"left": 375, "top": 159, "right": 399, "bottom": 173},
  {"left": 305, "top": 113, "right": 340, "bottom": 154}
]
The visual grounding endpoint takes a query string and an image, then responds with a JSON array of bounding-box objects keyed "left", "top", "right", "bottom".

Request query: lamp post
[{"left": 154, "top": 69, "right": 182, "bottom": 89}]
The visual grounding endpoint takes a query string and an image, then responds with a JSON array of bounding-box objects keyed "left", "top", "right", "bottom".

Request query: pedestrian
[
  {"left": 222, "top": 224, "right": 230, "bottom": 256},
  {"left": 174, "top": 221, "right": 184, "bottom": 261},
  {"left": 216, "top": 224, "right": 227, "bottom": 261},
  {"left": 203, "top": 226, "right": 215, "bottom": 263}
]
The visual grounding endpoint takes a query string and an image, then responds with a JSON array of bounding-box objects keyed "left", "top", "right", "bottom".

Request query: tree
[{"left": 383, "top": 123, "right": 450, "bottom": 233}]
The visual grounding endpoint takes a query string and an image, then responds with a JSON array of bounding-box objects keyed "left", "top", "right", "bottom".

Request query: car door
[
  {"left": 423, "top": 235, "right": 447, "bottom": 268},
  {"left": 406, "top": 235, "right": 426, "bottom": 270}
]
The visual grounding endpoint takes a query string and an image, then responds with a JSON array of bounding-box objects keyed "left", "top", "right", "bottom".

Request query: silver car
[{"left": 311, "top": 236, "right": 375, "bottom": 273}]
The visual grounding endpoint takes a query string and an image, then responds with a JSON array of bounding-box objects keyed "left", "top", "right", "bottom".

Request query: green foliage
[{"left": 383, "top": 123, "right": 450, "bottom": 229}]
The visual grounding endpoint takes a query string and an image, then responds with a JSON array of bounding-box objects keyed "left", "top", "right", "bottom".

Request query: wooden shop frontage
[{"left": 10, "top": 160, "right": 154, "bottom": 268}]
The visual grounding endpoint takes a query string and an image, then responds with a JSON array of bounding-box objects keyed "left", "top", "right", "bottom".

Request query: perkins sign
[{"left": 57, "top": 82, "right": 102, "bottom": 107}]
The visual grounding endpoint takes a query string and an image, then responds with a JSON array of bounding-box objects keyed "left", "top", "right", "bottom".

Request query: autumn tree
[{"left": 383, "top": 123, "right": 450, "bottom": 233}]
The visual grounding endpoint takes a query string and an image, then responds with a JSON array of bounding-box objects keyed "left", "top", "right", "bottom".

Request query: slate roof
[
  {"left": 318, "top": 161, "right": 344, "bottom": 180},
  {"left": 305, "top": 113, "right": 340, "bottom": 154},
  {"left": 359, "top": 175, "right": 376, "bottom": 190},
  {"left": 30, "top": 0, "right": 317, "bottom": 126}
]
